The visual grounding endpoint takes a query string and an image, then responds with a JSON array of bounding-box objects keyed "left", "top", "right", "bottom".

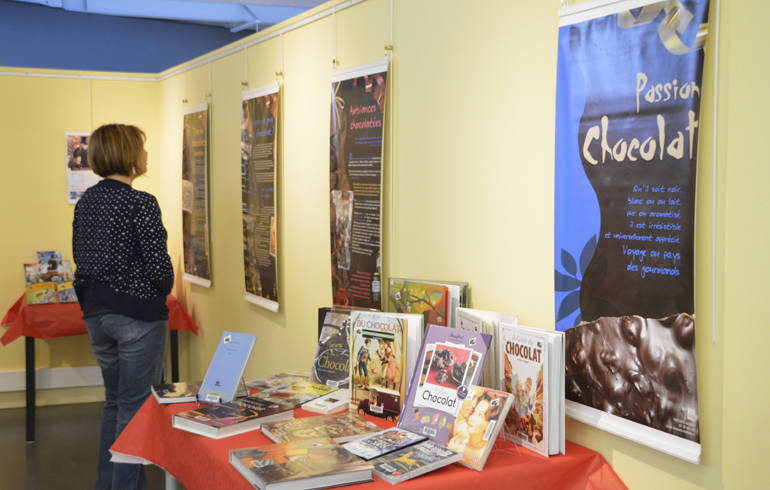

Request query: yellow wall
[{"left": 1, "top": 0, "right": 768, "bottom": 488}]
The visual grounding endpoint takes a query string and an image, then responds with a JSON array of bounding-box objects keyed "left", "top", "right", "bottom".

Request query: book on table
[
  {"left": 229, "top": 438, "right": 373, "bottom": 490},
  {"left": 397, "top": 324, "right": 512, "bottom": 471},
  {"left": 499, "top": 323, "right": 565, "bottom": 457},
  {"left": 252, "top": 380, "right": 338, "bottom": 407},
  {"left": 198, "top": 331, "right": 256, "bottom": 404},
  {"left": 312, "top": 308, "right": 352, "bottom": 389},
  {"left": 341, "top": 427, "right": 427, "bottom": 460},
  {"left": 260, "top": 411, "right": 381, "bottom": 444},
  {"left": 456, "top": 307, "right": 518, "bottom": 390},
  {"left": 151, "top": 381, "right": 202, "bottom": 404},
  {"left": 301, "top": 388, "right": 350, "bottom": 414},
  {"left": 370, "top": 440, "right": 461, "bottom": 485},
  {"left": 172, "top": 396, "right": 294, "bottom": 439},
  {"left": 388, "top": 278, "right": 469, "bottom": 329},
  {"left": 245, "top": 371, "right": 309, "bottom": 391},
  {"left": 348, "top": 311, "right": 422, "bottom": 423}
]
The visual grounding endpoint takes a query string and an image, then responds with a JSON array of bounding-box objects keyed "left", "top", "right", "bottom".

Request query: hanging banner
[
  {"left": 182, "top": 103, "right": 212, "bottom": 287},
  {"left": 65, "top": 132, "right": 100, "bottom": 204},
  {"left": 554, "top": 0, "right": 709, "bottom": 463},
  {"left": 241, "top": 84, "right": 280, "bottom": 312},
  {"left": 330, "top": 60, "right": 388, "bottom": 309}
]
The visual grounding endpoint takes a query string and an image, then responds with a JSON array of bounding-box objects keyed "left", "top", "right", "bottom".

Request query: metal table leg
[{"left": 25, "top": 336, "right": 35, "bottom": 443}]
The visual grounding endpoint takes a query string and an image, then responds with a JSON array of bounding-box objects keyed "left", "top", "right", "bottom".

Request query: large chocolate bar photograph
[{"left": 565, "top": 314, "right": 700, "bottom": 442}]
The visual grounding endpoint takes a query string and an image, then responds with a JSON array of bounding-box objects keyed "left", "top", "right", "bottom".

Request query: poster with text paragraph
[
  {"left": 554, "top": 0, "right": 708, "bottom": 463},
  {"left": 182, "top": 104, "right": 211, "bottom": 287},
  {"left": 241, "top": 84, "right": 280, "bottom": 312},
  {"left": 330, "top": 60, "right": 388, "bottom": 309}
]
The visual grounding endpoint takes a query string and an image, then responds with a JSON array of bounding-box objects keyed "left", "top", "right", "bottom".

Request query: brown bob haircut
[{"left": 88, "top": 124, "right": 146, "bottom": 178}]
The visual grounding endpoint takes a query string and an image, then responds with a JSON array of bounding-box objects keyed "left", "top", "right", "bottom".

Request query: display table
[
  {"left": 111, "top": 398, "right": 627, "bottom": 490},
  {"left": 1, "top": 294, "right": 199, "bottom": 442}
]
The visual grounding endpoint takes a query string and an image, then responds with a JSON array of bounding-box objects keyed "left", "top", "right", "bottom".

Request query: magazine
[
  {"left": 342, "top": 427, "right": 427, "bottom": 460},
  {"left": 499, "top": 324, "right": 565, "bottom": 457},
  {"left": 371, "top": 440, "right": 461, "bottom": 485},
  {"left": 229, "top": 438, "right": 373, "bottom": 490},
  {"left": 261, "top": 411, "right": 381, "bottom": 444}
]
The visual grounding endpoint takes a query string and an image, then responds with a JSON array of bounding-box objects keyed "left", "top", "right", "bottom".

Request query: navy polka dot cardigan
[{"left": 73, "top": 178, "right": 174, "bottom": 321}]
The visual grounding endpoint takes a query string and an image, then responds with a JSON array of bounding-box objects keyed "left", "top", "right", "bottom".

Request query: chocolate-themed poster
[
  {"left": 241, "top": 84, "right": 280, "bottom": 311},
  {"left": 330, "top": 61, "right": 388, "bottom": 309},
  {"left": 182, "top": 104, "right": 211, "bottom": 287},
  {"left": 554, "top": 1, "right": 709, "bottom": 461}
]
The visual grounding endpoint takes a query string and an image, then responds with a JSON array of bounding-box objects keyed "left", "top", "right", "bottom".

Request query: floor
[{"left": 0, "top": 402, "right": 167, "bottom": 490}]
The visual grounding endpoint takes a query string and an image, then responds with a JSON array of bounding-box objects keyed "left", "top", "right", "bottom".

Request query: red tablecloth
[
  {"left": 1, "top": 294, "right": 198, "bottom": 346},
  {"left": 111, "top": 398, "right": 626, "bottom": 490}
]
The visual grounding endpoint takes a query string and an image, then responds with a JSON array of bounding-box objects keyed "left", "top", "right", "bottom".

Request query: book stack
[{"left": 24, "top": 250, "right": 76, "bottom": 305}]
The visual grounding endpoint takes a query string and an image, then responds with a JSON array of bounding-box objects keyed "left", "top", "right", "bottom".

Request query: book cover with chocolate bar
[
  {"left": 229, "top": 438, "right": 373, "bottom": 489},
  {"left": 397, "top": 325, "right": 491, "bottom": 447},
  {"left": 260, "top": 411, "right": 381, "bottom": 444},
  {"left": 311, "top": 309, "right": 351, "bottom": 388},
  {"left": 554, "top": 1, "right": 708, "bottom": 460},
  {"left": 371, "top": 440, "right": 461, "bottom": 485},
  {"left": 499, "top": 326, "right": 548, "bottom": 456},
  {"left": 349, "top": 312, "right": 409, "bottom": 422}
]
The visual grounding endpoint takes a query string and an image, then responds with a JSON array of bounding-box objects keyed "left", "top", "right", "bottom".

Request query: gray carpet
[{"left": 0, "top": 402, "right": 167, "bottom": 490}]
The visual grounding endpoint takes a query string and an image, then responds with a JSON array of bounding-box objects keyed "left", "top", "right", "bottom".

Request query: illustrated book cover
[
  {"left": 151, "top": 381, "right": 201, "bottom": 404},
  {"left": 25, "top": 282, "right": 56, "bottom": 305},
  {"left": 370, "top": 440, "right": 461, "bottom": 485},
  {"left": 444, "top": 385, "right": 513, "bottom": 470},
  {"left": 397, "top": 325, "right": 491, "bottom": 446},
  {"left": 229, "top": 438, "right": 373, "bottom": 490},
  {"left": 312, "top": 308, "right": 352, "bottom": 388},
  {"left": 388, "top": 279, "right": 449, "bottom": 329},
  {"left": 253, "top": 380, "right": 338, "bottom": 407},
  {"left": 499, "top": 323, "right": 565, "bottom": 457},
  {"left": 341, "top": 427, "right": 427, "bottom": 460},
  {"left": 198, "top": 331, "right": 256, "bottom": 403},
  {"left": 260, "top": 411, "right": 381, "bottom": 444},
  {"left": 56, "top": 281, "right": 78, "bottom": 303},
  {"left": 349, "top": 311, "right": 415, "bottom": 422},
  {"left": 172, "top": 397, "right": 294, "bottom": 439}
]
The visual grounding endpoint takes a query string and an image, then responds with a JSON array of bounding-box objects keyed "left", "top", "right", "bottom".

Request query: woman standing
[{"left": 73, "top": 124, "right": 174, "bottom": 490}]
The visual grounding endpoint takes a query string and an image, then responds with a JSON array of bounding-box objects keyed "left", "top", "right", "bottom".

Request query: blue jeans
[{"left": 85, "top": 313, "right": 167, "bottom": 490}]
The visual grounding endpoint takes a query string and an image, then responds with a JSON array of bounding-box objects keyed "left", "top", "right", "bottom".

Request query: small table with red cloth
[
  {"left": 111, "top": 399, "right": 627, "bottom": 490},
  {"left": 1, "top": 294, "right": 199, "bottom": 442}
]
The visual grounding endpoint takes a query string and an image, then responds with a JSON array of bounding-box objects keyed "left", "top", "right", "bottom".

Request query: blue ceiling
[{"left": 0, "top": 0, "right": 321, "bottom": 73}]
